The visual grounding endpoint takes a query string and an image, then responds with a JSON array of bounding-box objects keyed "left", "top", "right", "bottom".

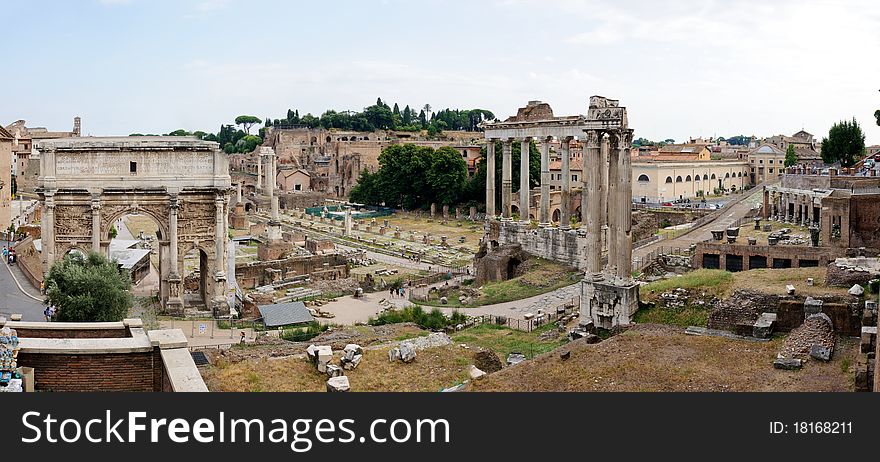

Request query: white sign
[{"left": 198, "top": 323, "right": 207, "bottom": 334}]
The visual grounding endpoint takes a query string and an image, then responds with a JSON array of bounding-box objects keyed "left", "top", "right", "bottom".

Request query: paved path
[{"left": 0, "top": 261, "right": 45, "bottom": 321}]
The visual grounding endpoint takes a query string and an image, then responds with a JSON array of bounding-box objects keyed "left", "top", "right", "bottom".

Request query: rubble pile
[
  {"left": 778, "top": 313, "right": 835, "bottom": 360},
  {"left": 656, "top": 287, "right": 718, "bottom": 310},
  {"left": 473, "top": 350, "right": 504, "bottom": 373}
]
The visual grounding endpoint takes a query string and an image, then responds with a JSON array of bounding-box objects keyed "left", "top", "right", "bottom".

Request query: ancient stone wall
[
  {"left": 707, "top": 290, "right": 775, "bottom": 333},
  {"left": 694, "top": 242, "right": 845, "bottom": 271},
  {"left": 488, "top": 220, "right": 586, "bottom": 270},
  {"left": 235, "top": 254, "right": 349, "bottom": 289},
  {"left": 18, "top": 350, "right": 162, "bottom": 392}
]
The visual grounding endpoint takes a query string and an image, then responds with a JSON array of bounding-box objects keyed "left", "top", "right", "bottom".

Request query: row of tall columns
[
  {"left": 582, "top": 129, "right": 633, "bottom": 281},
  {"left": 485, "top": 137, "right": 550, "bottom": 225}
]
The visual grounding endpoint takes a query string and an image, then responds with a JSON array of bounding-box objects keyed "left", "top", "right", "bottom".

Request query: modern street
[{"left": 0, "top": 261, "right": 44, "bottom": 321}]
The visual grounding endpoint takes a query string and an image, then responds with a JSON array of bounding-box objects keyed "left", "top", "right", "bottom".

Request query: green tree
[
  {"left": 46, "top": 252, "right": 132, "bottom": 322},
  {"left": 784, "top": 145, "right": 798, "bottom": 167},
  {"left": 427, "top": 147, "right": 468, "bottom": 205},
  {"left": 234, "top": 115, "right": 262, "bottom": 135},
  {"left": 821, "top": 118, "right": 865, "bottom": 167}
]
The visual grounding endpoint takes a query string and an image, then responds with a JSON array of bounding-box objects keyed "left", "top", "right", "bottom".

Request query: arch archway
[
  {"left": 637, "top": 174, "right": 650, "bottom": 182},
  {"left": 38, "top": 137, "right": 231, "bottom": 317}
]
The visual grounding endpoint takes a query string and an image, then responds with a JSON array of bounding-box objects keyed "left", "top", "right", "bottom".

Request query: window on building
[
  {"left": 665, "top": 176, "right": 673, "bottom": 183},
  {"left": 130, "top": 161, "right": 137, "bottom": 174},
  {"left": 675, "top": 176, "right": 683, "bottom": 183},
  {"left": 572, "top": 175, "right": 578, "bottom": 182},
  {"left": 685, "top": 175, "right": 692, "bottom": 182},
  {"left": 769, "top": 159, "right": 774, "bottom": 164},
  {"left": 637, "top": 174, "right": 650, "bottom": 182},
  {"left": 769, "top": 168, "right": 774, "bottom": 174}
]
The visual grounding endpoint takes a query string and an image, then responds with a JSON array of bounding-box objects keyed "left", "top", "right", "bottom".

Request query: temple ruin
[{"left": 481, "top": 97, "right": 638, "bottom": 329}]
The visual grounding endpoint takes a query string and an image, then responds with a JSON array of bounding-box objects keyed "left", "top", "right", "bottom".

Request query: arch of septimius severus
[
  {"left": 482, "top": 96, "right": 638, "bottom": 329},
  {"left": 36, "top": 137, "right": 232, "bottom": 316}
]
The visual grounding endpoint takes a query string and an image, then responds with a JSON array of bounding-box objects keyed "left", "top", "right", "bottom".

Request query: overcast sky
[{"left": 3, "top": 0, "right": 879, "bottom": 144}]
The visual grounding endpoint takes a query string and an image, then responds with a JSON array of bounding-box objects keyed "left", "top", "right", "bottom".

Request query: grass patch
[
  {"left": 451, "top": 323, "right": 565, "bottom": 359},
  {"left": 640, "top": 269, "right": 733, "bottom": 301},
  {"left": 633, "top": 304, "right": 710, "bottom": 327}
]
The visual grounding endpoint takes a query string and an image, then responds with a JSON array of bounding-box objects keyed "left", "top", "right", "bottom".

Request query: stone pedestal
[
  {"left": 230, "top": 203, "right": 248, "bottom": 230},
  {"left": 580, "top": 278, "right": 640, "bottom": 330},
  {"left": 258, "top": 238, "right": 293, "bottom": 261}
]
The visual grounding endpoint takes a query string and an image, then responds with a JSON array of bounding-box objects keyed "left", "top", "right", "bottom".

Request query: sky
[{"left": 2, "top": 0, "right": 879, "bottom": 144}]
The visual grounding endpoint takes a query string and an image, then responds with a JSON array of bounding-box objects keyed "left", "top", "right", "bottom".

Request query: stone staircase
[{"left": 274, "top": 287, "right": 323, "bottom": 304}]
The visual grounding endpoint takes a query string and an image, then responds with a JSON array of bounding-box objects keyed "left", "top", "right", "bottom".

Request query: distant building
[
  {"left": 748, "top": 143, "right": 786, "bottom": 183},
  {"left": 276, "top": 168, "right": 311, "bottom": 192},
  {"left": 0, "top": 126, "right": 12, "bottom": 233},
  {"left": 4, "top": 117, "right": 81, "bottom": 195}
]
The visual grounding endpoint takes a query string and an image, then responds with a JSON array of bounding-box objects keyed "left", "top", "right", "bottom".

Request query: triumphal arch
[
  {"left": 36, "top": 137, "right": 232, "bottom": 316},
  {"left": 481, "top": 96, "right": 638, "bottom": 329}
]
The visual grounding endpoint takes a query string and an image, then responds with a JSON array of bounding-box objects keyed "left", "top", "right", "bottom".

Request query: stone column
[
  {"left": 599, "top": 136, "right": 609, "bottom": 251},
  {"left": 168, "top": 196, "right": 179, "bottom": 278},
  {"left": 539, "top": 137, "right": 551, "bottom": 227},
  {"left": 213, "top": 195, "right": 229, "bottom": 314},
  {"left": 583, "top": 130, "right": 604, "bottom": 280},
  {"left": 91, "top": 196, "right": 101, "bottom": 252},
  {"left": 166, "top": 194, "right": 183, "bottom": 312},
  {"left": 486, "top": 139, "right": 496, "bottom": 219},
  {"left": 42, "top": 194, "right": 56, "bottom": 276},
  {"left": 606, "top": 134, "right": 620, "bottom": 276},
  {"left": 560, "top": 137, "right": 572, "bottom": 229},
  {"left": 236, "top": 183, "right": 243, "bottom": 203},
  {"left": 519, "top": 138, "right": 531, "bottom": 223},
  {"left": 501, "top": 139, "right": 512, "bottom": 221},
  {"left": 617, "top": 130, "right": 634, "bottom": 280},
  {"left": 762, "top": 187, "right": 769, "bottom": 220},
  {"left": 256, "top": 152, "right": 262, "bottom": 193},
  {"left": 215, "top": 195, "right": 227, "bottom": 277}
]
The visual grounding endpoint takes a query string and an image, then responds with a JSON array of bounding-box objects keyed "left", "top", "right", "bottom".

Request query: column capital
[{"left": 583, "top": 129, "right": 601, "bottom": 146}]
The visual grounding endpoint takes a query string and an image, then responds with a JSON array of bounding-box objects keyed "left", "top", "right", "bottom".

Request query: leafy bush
[
  {"left": 369, "top": 305, "right": 465, "bottom": 330},
  {"left": 280, "top": 322, "right": 328, "bottom": 342},
  {"left": 46, "top": 251, "right": 132, "bottom": 322}
]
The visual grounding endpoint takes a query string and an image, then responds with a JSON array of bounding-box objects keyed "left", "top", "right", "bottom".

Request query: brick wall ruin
[{"left": 235, "top": 254, "right": 349, "bottom": 289}]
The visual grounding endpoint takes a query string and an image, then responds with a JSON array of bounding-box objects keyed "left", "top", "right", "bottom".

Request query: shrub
[
  {"left": 280, "top": 322, "right": 328, "bottom": 342},
  {"left": 368, "top": 305, "right": 465, "bottom": 330}
]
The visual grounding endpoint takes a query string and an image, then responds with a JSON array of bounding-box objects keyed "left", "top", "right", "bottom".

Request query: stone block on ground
[
  {"left": 399, "top": 342, "right": 417, "bottom": 363},
  {"left": 849, "top": 284, "right": 865, "bottom": 296},
  {"left": 467, "top": 365, "right": 486, "bottom": 380},
  {"left": 786, "top": 285, "right": 796, "bottom": 295},
  {"left": 343, "top": 354, "right": 363, "bottom": 370},
  {"left": 507, "top": 353, "right": 526, "bottom": 366},
  {"left": 773, "top": 358, "right": 803, "bottom": 370},
  {"left": 388, "top": 348, "right": 401, "bottom": 362},
  {"left": 344, "top": 344, "right": 363, "bottom": 356},
  {"left": 809, "top": 344, "right": 833, "bottom": 361},
  {"left": 753, "top": 313, "right": 777, "bottom": 339},
  {"left": 326, "top": 376, "right": 350, "bottom": 392},
  {"left": 326, "top": 364, "right": 344, "bottom": 378}
]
